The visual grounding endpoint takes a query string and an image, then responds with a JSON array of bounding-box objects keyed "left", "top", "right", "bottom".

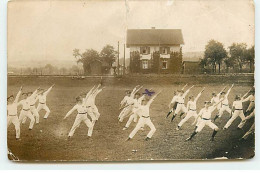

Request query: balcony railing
[
  {"left": 140, "top": 54, "right": 151, "bottom": 60},
  {"left": 160, "top": 54, "right": 170, "bottom": 59}
]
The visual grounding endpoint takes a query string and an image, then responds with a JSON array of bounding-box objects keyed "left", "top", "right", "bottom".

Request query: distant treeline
[{"left": 8, "top": 64, "right": 83, "bottom": 75}]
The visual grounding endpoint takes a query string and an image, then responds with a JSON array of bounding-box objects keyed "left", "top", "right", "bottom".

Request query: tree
[
  {"left": 44, "top": 64, "right": 55, "bottom": 75},
  {"left": 78, "top": 49, "right": 100, "bottom": 74},
  {"left": 228, "top": 43, "right": 247, "bottom": 72},
  {"left": 245, "top": 45, "right": 255, "bottom": 72},
  {"left": 70, "top": 65, "right": 80, "bottom": 75},
  {"left": 100, "top": 45, "right": 117, "bottom": 66},
  {"left": 203, "top": 40, "right": 227, "bottom": 73},
  {"left": 59, "top": 67, "right": 68, "bottom": 75},
  {"left": 73, "top": 49, "right": 81, "bottom": 62},
  {"left": 223, "top": 56, "right": 235, "bottom": 73}
]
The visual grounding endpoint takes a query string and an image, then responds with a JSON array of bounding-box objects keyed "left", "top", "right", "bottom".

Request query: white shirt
[
  {"left": 28, "top": 95, "right": 38, "bottom": 106},
  {"left": 18, "top": 99, "right": 30, "bottom": 110},
  {"left": 38, "top": 86, "right": 53, "bottom": 104},
  {"left": 7, "top": 103, "right": 18, "bottom": 115},
  {"left": 176, "top": 89, "right": 190, "bottom": 104},
  {"left": 187, "top": 93, "right": 201, "bottom": 110},
  {"left": 211, "top": 96, "right": 220, "bottom": 104},
  {"left": 7, "top": 90, "right": 21, "bottom": 115},
  {"left": 221, "top": 96, "right": 229, "bottom": 105},
  {"left": 136, "top": 105, "right": 150, "bottom": 118},
  {"left": 198, "top": 106, "right": 216, "bottom": 119},
  {"left": 187, "top": 101, "right": 196, "bottom": 110},
  {"left": 232, "top": 101, "right": 243, "bottom": 109},
  {"left": 38, "top": 94, "right": 47, "bottom": 103},
  {"left": 65, "top": 104, "right": 87, "bottom": 117},
  {"left": 170, "top": 95, "right": 178, "bottom": 104}
]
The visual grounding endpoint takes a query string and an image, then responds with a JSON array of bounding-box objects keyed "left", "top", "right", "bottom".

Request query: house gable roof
[{"left": 126, "top": 29, "right": 184, "bottom": 47}]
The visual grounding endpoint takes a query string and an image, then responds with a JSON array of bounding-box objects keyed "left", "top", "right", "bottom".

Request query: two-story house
[{"left": 126, "top": 27, "right": 184, "bottom": 73}]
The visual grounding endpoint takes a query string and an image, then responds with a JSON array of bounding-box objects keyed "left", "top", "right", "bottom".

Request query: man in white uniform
[
  {"left": 18, "top": 93, "right": 36, "bottom": 130},
  {"left": 223, "top": 94, "right": 248, "bottom": 130},
  {"left": 211, "top": 86, "right": 227, "bottom": 122},
  {"left": 238, "top": 109, "right": 255, "bottom": 129},
  {"left": 87, "top": 85, "right": 104, "bottom": 120},
  {"left": 213, "top": 84, "right": 234, "bottom": 122},
  {"left": 64, "top": 97, "right": 93, "bottom": 138},
  {"left": 240, "top": 110, "right": 255, "bottom": 140},
  {"left": 123, "top": 93, "right": 145, "bottom": 130},
  {"left": 166, "top": 84, "right": 187, "bottom": 119},
  {"left": 37, "top": 84, "right": 55, "bottom": 119},
  {"left": 171, "top": 85, "right": 194, "bottom": 122},
  {"left": 127, "top": 91, "right": 161, "bottom": 141},
  {"left": 83, "top": 85, "right": 98, "bottom": 124},
  {"left": 118, "top": 86, "right": 142, "bottom": 122},
  {"left": 176, "top": 87, "right": 205, "bottom": 130},
  {"left": 243, "top": 89, "right": 255, "bottom": 115},
  {"left": 186, "top": 99, "right": 223, "bottom": 141},
  {"left": 7, "top": 86, "right": 23, "bottom": 139},
  {"left": 26, "top": 88, "right": 40, "bottom": 124}
]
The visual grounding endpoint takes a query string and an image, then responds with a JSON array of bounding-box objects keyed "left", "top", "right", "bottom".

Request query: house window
[
  {"left": 142, "top": 60, "right": 149, "bottom": 69},
  {"left": 160, "top": 47, "right": 169, "bottom": 54},
  {"left": 162, "top": 47, "right": 167, "bottom": 54},
  {"left": 162, "top": 59, "right": 167, "bottom": 69},
  {"left": 141, "top": 47, "right": 150, "bottom": 54}
]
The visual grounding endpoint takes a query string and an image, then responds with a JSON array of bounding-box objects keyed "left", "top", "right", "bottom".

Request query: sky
[{"left": 8, "top": 0, "right": 254, "bottom": 65}]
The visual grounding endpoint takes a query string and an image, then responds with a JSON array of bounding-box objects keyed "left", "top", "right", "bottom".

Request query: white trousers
[
  {"left": 37, "top": 103, "right": 50, "bottom": 119},
  {"left": 68, "top": 114, "right": 93, "bottom": 137},
  {"left": 7, "top": 115, "right": 20, "bottom": 139},
  {"left": 125, "top": 112, "right": 138, "bottom": 128},
  {"left": 174, "top": 104, "right": 187, "bottom": 115},
  {"left": 219, "top": 105, "right": 231, "bottom": 117},
  {"left": 224, "top": 110, "right": 245, "bottom": 129},
  {"left": 92, "top": 105, "right": 100, "bottom": 120},
  {"left": 178, "top": 110, "right": 197, "bottom": 127},
  {"left": 87, "top": 107, "right": 98, "bottom": 122},
  {"left": 19, "top": 110, "right": 35, "bottom": 129},
  {"left": 119, "top": 106, "right": 133, "bottom": 122},
  {"left": 196, "top": 119, "right": 218, "bottom": 132},
  {"left": 30, "top": 106, "right": 40, "bottom": 123},
  {"left": 129, "top": 117, "right": 156, "bottom": 139}
]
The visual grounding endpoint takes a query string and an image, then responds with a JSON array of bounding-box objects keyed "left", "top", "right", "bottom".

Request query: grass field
[{"left": 7, "top": 76, "right": 255, "bottom": 161}]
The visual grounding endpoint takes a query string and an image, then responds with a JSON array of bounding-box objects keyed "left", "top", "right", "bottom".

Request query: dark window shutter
[
  {"left": 140, "top": 47, "right": 143, "bottom": 54},
  {"left": 167, "top": 47, "right": 170, "bottom": 54},
  {"left": 148, "top": 47, "right": 150, "bottom": 54},
  {"left": 160, "top": 47, "right": 163, "bottom": 54}
]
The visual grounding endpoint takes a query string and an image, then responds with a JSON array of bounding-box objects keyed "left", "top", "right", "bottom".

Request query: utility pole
[
  {"left": 117, "top": 41, "right": 120, "bottom": 75},
  {"left": 123, "top": 43, "right": 125, "bottom": 75}
]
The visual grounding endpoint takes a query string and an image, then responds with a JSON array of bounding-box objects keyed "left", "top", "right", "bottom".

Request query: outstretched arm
[
  {"left": 225, "top": 84, "right": 234, "bottom": 98},
  {"left": 44, "top": 84, "right": 55, "bottom": 96},
  {"left": 181, "top": 84, "right": 188, "bottom": 90},
  {"left": 183, "top": 85, "right": 194, "bottom": 98},
  {"left": 130, "top": 85, "right": 140, "bottom": 97},
  {"left": 131, "top": 85, "right": 143, "bottom": 97},
  {"left": 147, "top": 90, "right": 162, "bottom": 106},
  {"left": 211, "top": 98, "right": 224, "bottom": 111},
  {"left": 64, "top": 105, "right": 77, "bottom": 119},
  {"left": 14, "top": 86, "right": 23, "bottom": 104},
  {"left": 194, "top": 87, "right": 205, "bottom": 102},
  {"left": 218, "top": 86, "right": 227, "bottom": 96},
  {"left": 85, "top": 85, "right": 96, "bottom": 99},
  {"left": 241, "top": 89, "right": 252, "bottom": 101}
]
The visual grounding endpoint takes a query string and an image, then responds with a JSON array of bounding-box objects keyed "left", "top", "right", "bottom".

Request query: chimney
[{"left": 151, "top": 27, "right": 155, "bottom": 29}]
